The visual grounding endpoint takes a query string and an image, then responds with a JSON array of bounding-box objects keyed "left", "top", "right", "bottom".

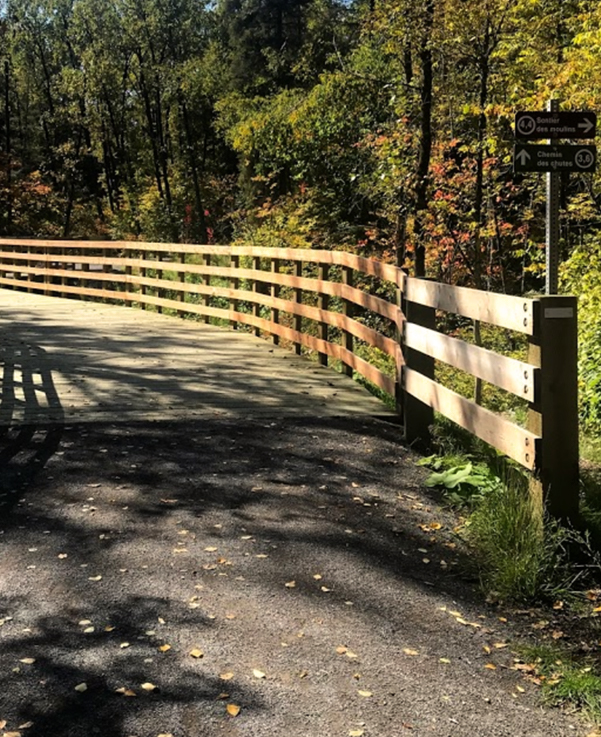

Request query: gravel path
[{"left": 0, "top": 416, "right": 590, "bottom": 737}]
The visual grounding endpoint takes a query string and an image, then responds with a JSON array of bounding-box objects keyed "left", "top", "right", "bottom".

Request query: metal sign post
[
  {"left": 514, "top": 101, "right": 597, "bottom": 295},
  {"left": 546, "top": 99, "right": 560, "bottom": 295}
]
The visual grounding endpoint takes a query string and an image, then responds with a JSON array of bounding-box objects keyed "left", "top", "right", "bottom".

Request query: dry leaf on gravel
[
  {"left": 403, "top": 648, "right": 419, "bottom": 656},
  {"left": 226, "top": 704, "right": 241, "bottom": 717},
  {"left": 357, "top": 690, "right": 373, "bottom": 698},
  {"left": 349, "top": 731, "right": 364, "bottom": 737},
  {"left": 19, "top": 658, "right": 35, "bottom": 665},
  {"left": 141, "top": 683, "right": 157, "bottom": 691},
  {"left": 74, "top": 683, "right": 88, "bottom": 693},
  {"left": 190, "top": 649, "right": 204, "bottom": 659},
  {"left": 284, "top": 581, "right": 296, "bottom": 588},
  {"left": 220, "top": 672, "right": 234, "bottom": 681},
  {"left": 253, "top": 669, "right": 266, "bottom": 679},
  {"left": 158, "top": 644, "right": 171, "bottom": 652},
  {"left": 115, "top": 687, "right": 136, "bottom": 696},
  {"left": 17, "top": 723, "right": 33, "bottom": 730}
]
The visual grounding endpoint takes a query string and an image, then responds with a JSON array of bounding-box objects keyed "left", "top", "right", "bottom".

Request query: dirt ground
[{"left": 0, "top": 416, "right": 592, "bottom": 736}]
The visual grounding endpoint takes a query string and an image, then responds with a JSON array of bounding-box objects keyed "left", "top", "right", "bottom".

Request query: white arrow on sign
[
  {"left": 578, "top": 118, "right": 595, "bottom": 134},
  {"left": 515, "top": 149, "right": 531, "bottom": 165}
]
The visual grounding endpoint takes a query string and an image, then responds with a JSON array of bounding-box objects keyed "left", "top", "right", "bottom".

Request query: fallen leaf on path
[
  {"left": 18, "top": 723, "right": 33, "bottom": 730},
  {"left": 88, "top": 576, "right": 102, "bottom": 582},
  {"left": 285, "top": 581, "right": 296, "bottom": 588},
  {"left": 74, "top": 683, "right": 88, "bottom": 692},
  {"left": 189, "top": 649, "right": 204, "bottom": 659},
  {"left": 19, "top": 658, "right": 35, "bottom": 665},
  {"left": 226, "top": 704, "right": 240, "bottom": 717},
  {"left": 357, "top": 690, "right": 373, "bottom": 698},
  {"left": 58, "top": 554, "right": 68, "bottom": 559},
  {"left": 403, "top": 649, "right": 419, "bottom": 656},
  {"left": 158, "top": 644, "right": 171, "bottom": 652},
  {"left": 349, "top": 730, "right": 364, "bottom": 736},
  {"left": 120, "top": 642, "right": 130, "bottom": 649},
  {"left": 320, "top": 586, "right": 331, "bottom": 592},
  {"left": 220, "top": 672, "right": 234, "bottom": 681},
  {"left": 3, "top": 732, "right": 21, "bottom": 737},
  {"left": 115, "top": 687, "right": 136, "bottom": 696},
  {"left": 204, "top": 547, "right": 218, "bottom": 552},
  {"left": 141, "top": 683, "right": 157, "bottom": 691},
  {"left": 253, "top": 669, "right": 266, "bottom": 679},
  {"left": 484, "top": 663, "right": 497, "bottom": 670}
]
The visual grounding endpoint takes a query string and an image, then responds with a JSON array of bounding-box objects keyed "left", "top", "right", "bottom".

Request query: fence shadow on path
[{"left": 0, "top": 339, "right": 64, "bottom": 511}]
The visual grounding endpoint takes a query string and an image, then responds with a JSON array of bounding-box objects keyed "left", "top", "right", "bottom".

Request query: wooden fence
[{"left": 0, "top": 238, "right": 579, "bottom": 519}]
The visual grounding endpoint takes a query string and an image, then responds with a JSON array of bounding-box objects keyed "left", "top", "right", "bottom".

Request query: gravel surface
[{"left": 0, "top": 416, "right": 590, "bottom": 737}]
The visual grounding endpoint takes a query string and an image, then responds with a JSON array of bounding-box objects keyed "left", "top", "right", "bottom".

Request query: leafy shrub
[{"left": 561, "top": 235, "right": 601, "bottom": 433}]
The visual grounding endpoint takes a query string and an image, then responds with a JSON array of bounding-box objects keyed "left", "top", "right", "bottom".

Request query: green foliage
[
  {"left": 517, "top": 644, "right": 601, "bottom": 722},
  {"left": 467, "top": 482, "right": 589, "bottom": 603},
  {"left": 421, "top": 460, "right": 502, "bottom": 506},
  {"left": 561, "top": 236, "right": 601, "bottom": 433}
]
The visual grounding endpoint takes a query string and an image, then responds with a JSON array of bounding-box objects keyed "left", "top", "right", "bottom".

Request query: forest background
[{"left": 2, "top": 0, "right": 601, "bottom": 428}]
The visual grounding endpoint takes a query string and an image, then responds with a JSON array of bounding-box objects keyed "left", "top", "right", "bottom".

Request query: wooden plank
[
  {"left": 0, "top": 240, "right": 403, "bottom": 283},
  {"left": 404, "top": 368, "right": 538, "bottom": 469},
  {"left": 0, "top": 267, "right": 401, "bottom": 360},
  {"left": 404, "top": 277, "right": 534, "bottom": 335},
  {"left": 404, "top": 322, "right": 536, "bottom": 401}
]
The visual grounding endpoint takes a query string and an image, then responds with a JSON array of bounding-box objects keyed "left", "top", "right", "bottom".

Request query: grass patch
[{"left": 516, "top": 643, "right": 601, "bottom": 722}]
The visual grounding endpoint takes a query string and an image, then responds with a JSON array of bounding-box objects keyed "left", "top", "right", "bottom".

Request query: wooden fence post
[
  {"left": 318, "top": 263, "right": 329, "bottom": 366},
  {"left": 203, "top": 253, "right": 211, "bottom": 323},
  {"left": 341, "top": 266, "right": 354, "bottom": 377},
  {"left": 178, "top": 251, "right": 186, "bottom": 315},
  {"left": 252, "top": 256, "right": 261, "bottom": 336},
  {"left": 156, "top": 250, "right": 163, "bottom": 313},
  {"left": 402, "top": 286, "right": 435, "bottom": 450},
  {"left": 528, "top": 295, "right": 579, "bottom": 521},
  {"left": 271, "top": 258, "right": 280, "bottom": 346},
  {"left": 293, "top": 260, "right": 303, "bottom": 354},
  {"left": 230, "top": 254, "right": 239, "bottom": 329}
]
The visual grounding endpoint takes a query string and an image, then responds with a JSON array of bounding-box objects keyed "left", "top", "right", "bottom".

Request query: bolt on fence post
[{"left": 527, "top": 295, "right": 579, "bottom": 521}]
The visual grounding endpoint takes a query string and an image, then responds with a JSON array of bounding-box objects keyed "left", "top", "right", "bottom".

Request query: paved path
[{"left": 0, "top": 291, "right": 393, "bottom": 426}]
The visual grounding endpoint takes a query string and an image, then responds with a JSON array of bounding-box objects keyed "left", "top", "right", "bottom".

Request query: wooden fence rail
[{"left": 0, "top": 238, "right": 579, "bottom": 519}]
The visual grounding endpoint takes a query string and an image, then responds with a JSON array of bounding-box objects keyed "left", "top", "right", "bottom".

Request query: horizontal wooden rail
[
  {"left": 0, "top": 237, "right": 579, "bottom": 517},
  {"left": 404, "top": 369, "right": 537, "bottom": 470},
  {"left": 404, "top": 323, "right": 536, "bottom": 402}
]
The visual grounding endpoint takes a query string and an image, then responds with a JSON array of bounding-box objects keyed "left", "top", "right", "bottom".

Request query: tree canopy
[{"left": 0, "top": 0, "right": 600, "bottom": 291}]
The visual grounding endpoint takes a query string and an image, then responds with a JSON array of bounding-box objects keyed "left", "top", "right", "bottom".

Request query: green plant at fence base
[{"left": 419, "top": 458, "right": 502, "bottom": 506}]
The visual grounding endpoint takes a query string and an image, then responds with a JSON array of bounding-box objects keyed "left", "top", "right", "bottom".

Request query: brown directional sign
[
  {"left": 515, "top": 111, "right": 596, "bottom": 139},
  {"left": 513, "top": 144, "right": 597, "bottom": 173}
]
